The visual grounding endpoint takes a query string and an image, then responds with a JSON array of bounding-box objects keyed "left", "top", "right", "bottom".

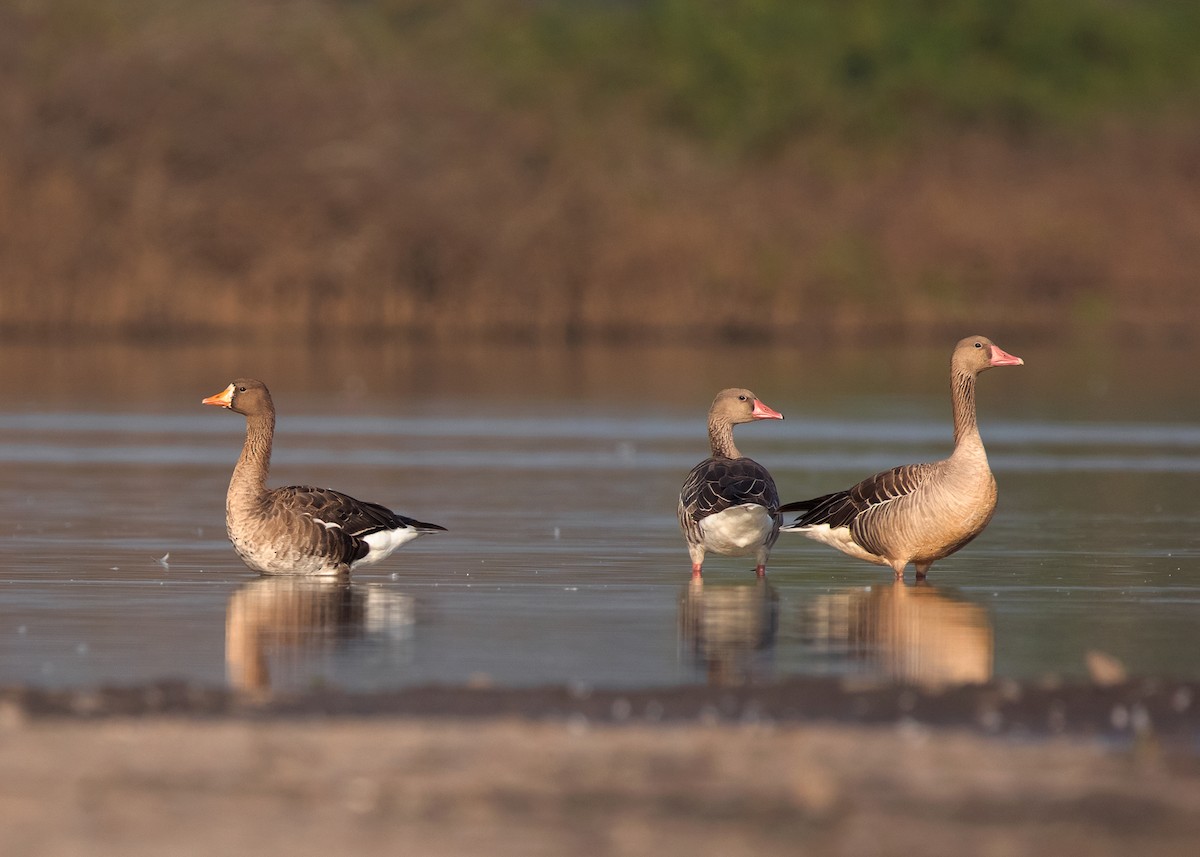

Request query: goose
[
  {"left": 678, "top": 388, "right": 784, "bottom": 579},
  {"left": 779, "top": 335, "right": 1022, "bottom": 580},
  {"left": 203, "top": 378, "right": 445, "bottom": 576}
]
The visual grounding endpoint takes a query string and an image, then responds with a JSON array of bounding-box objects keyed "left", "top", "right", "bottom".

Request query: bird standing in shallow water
[
  {"left": 204, "top": 378, "right": 445, "bottom": 576},
  {"left": 678, "top": 388, "right": 785, "bottom": 579},
  {"left": 779, "top": 336, "right": 1023, "bottom": 581}
]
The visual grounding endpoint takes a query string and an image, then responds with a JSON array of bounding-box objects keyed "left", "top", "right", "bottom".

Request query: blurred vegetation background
[{"left": 3, "top": 0, "right": 1199, "bottom": 345}]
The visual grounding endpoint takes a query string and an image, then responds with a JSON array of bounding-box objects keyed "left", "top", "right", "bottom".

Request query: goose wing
[
  {"left": 281, "top": 486, "right": 447, "bottom": 537},
  {"left": 781, "top": 462, "right": 937, "bottom": 531},
  {"left": 680, "top": 457, "right": 780, "bottom": 523}
]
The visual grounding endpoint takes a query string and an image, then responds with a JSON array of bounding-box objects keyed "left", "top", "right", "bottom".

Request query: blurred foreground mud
[{"left": 2, "top": 679, "right": 1199, "bottom": 856}]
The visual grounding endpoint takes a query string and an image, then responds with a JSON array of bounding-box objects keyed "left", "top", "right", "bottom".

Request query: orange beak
[
  {"left": 202, "top": 384, "right": 235, "bottom": 407},
  {"left": 751, "top": 399, "right": 784, "bottom": 420}
]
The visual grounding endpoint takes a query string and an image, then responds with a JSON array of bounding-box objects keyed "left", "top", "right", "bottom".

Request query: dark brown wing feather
[
  {"left": 679, "top": 457, "right": 780, "bottom": 523},
  {"left": 258, "top": 487, "right": 367, "bottom": 567},
  {"left": 266, "top": 486, "right": 446, "bottom": 569},
  {"left": 281, "top": 486, "right": 446, "bottom": 536},
  {"left": 781, "top": 462, "right": 936, "bottom": 532}
]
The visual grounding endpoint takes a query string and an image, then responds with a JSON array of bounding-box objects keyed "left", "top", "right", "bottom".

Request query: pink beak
[
  {"left": 989, "top": 345, "right": 1024, "bottom": 367},
  {"left": 751, "top": 399, "right": 785, "bottom": 420}
]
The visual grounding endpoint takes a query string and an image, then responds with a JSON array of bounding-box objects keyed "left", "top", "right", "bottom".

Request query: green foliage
[
  {"left": 28, "top": 0, "right": 1200, "bottom": 156},
  {"left": 458, "top": 0, "right": 1200, "bottom": 153}
]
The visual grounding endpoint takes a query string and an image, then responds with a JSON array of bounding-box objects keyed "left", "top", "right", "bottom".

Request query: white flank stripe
[
  {"left": 353, "top": 526, "right": 422, "bottom": 568},
  {"left": 785, "top": 523, "right": 880, "bottom": 564}
]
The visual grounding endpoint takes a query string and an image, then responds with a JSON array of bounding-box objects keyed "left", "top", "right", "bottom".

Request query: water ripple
[{"left": 1, "top": 412, "right": 1198, "bottom": 447}]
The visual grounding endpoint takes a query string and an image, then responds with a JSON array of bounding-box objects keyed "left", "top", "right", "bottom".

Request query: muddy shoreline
[
  {"left": 5, "top": 676, "right": 1198, "bottom": 741},
  {"left": 2, "top": 679, "right": 1199, "bottom": 857}
]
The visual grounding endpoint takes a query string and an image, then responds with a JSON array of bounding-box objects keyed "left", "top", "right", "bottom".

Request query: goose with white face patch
[
  {"left": 678, "top": 388, "right": 785, "bottom": 579},
  {"left": 779, "top": 335, "right": 1023, "bottom": 581},
  {"left": 203, "top": 379, "right": 445, "bottom": 576}
]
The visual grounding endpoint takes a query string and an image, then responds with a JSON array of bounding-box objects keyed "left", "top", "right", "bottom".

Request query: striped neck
[
  {"left": 709, "top": 417, "right": 741, "bottom": 459},
  {"left": 230, "top": 410, "right": 274, "bottom": 502},
  {"left": 951, "top": 367, "right": 982, "bottom": 449}
]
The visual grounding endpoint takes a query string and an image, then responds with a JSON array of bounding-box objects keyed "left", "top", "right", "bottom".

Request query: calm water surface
[{"left": 0, "top": 339, "right": 1197, "bottom": 694}]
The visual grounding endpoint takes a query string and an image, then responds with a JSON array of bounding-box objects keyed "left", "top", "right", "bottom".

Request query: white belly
[{"left": 699, "top": 504, "right": 774, "bottom": 557}]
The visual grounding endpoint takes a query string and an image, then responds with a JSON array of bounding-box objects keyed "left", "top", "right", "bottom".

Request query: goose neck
[
  {"left": 230, "top": 411, "right": 274, "bottom": 499},
  {"left": 708, "top": 417, "right": 741, "bottom": 459},
  {"left": 951, "top": 367, "right": 982, "bottom": 448}
]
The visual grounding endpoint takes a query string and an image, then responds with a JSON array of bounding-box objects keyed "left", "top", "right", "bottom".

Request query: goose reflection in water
[
  {"left": 225, "top": 578, "right": 415, "bottom": 693},
  {"left": 802, "top": 581, "right": 993, "bottom": 687},
  {"left": 678, "top": 578, "right": 780, "bottom": 686}
]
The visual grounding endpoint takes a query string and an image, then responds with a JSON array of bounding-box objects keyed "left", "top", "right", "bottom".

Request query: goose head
[
  {"left": 202, "top": 378, "right": 274, "bottom": 417},
  {"left": 709, "top": 388, "right": 784, "bottom": 425},
  {"left": 954, "top": 336, "right": 1024, "bottom": 374}
]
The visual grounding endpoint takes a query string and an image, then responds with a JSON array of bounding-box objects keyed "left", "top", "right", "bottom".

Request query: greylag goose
[
  {"left": 203, "top": 379, "right": 445, "bottom": 576},
  {"left": 678, "top": 388, "right": 784, "bottom": 578},
  {"left": 779, "top": 335, "right": 1022, "bottom": 580}
]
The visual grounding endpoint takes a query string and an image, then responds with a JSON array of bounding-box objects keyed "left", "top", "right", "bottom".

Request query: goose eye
[
  {"left": 738, "top": 395, "right": 748, "bottom": 401},
  {"left": 973, "top": 342, "right": 983, "bottom": 348},
  {"left": 237, "top": 385, "right": 247, "bottom": 392}
]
